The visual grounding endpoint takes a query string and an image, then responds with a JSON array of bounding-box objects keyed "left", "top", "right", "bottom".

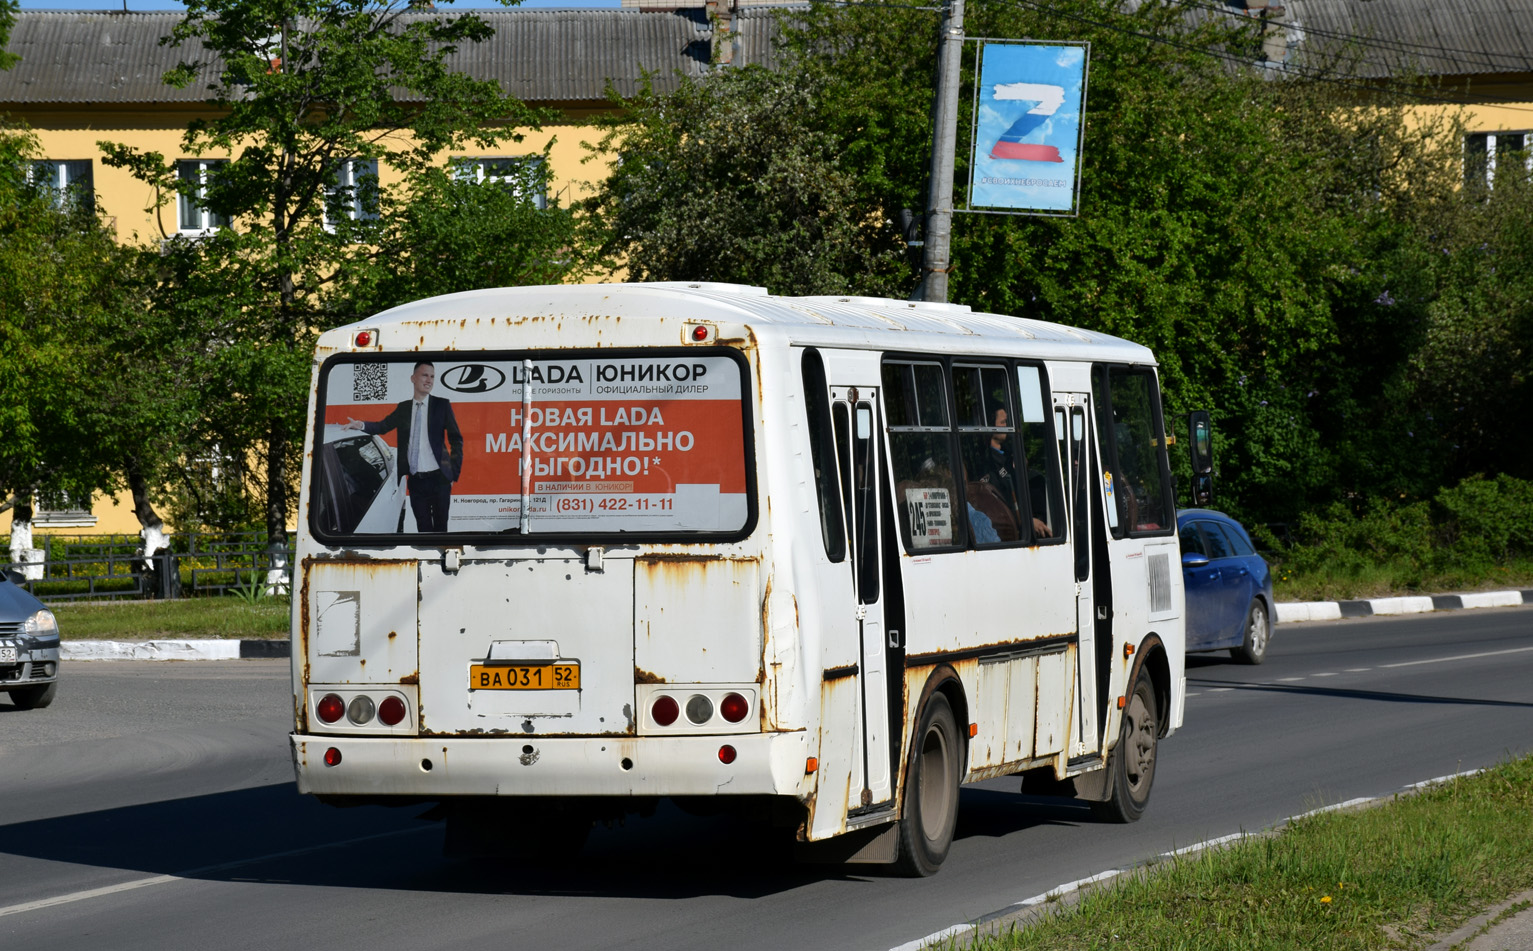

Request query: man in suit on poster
[{"left": 344, "top": 361, "right": 464, "bottom": 533}]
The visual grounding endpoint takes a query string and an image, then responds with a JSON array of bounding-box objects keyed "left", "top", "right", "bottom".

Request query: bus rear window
[{"left": 312, "top": 352, "right": 752, "bottom": 539}]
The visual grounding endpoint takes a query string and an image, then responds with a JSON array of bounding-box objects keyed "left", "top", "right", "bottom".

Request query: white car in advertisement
[{"left": 312, "top": 425, "right": 411, "bottom": 535}]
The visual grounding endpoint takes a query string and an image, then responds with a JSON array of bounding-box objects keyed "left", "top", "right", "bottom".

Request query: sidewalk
[
  {"left": 1424, "top": 888, "right": 1533, "bottom": 951},
  {"left": 57, "top": 587, "right": 1533, "bottom": 661}
]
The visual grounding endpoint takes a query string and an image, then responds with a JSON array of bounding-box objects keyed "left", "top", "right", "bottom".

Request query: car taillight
[
  {"left": 378, "top": 696, "right": 406, "bottom": 726},
  {"left": 652, "top": 695, "right": 679, "bottom": 727},
  {"left": 720, "top": 693, "right": 749, "bottom": 723},
  {"left": 317, "top": 694, "right": 345, "bottom": 723}
]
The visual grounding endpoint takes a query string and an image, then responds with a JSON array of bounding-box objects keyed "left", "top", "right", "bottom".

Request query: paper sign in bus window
[{"left": 906, "top": 487, "right": 954, "bottom": 549}]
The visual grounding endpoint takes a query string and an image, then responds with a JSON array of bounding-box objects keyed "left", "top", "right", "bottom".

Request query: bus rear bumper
[{"left": 291, "top": 731, "right": 813, "bottom": 799}]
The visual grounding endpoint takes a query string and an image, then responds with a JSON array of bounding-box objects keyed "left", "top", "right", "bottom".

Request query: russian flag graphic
[{"left": 989, "top": 82, "right": 1067, "bottom": 162}]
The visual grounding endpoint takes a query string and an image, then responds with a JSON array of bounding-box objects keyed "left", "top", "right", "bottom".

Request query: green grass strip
[
  {"left": 51, "top": 597, "right": 292, "bottom": 640},
  {"left": 966, "top": 756, "right": 1533, "bottom": 951}
]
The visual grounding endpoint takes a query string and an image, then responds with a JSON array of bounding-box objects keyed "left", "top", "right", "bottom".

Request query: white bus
[{"left": 291, "top": 282, "right": 1186, "bottom": 875}]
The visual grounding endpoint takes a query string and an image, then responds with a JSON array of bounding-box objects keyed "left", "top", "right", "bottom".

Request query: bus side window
[
  {"left": 882, "top": 360, "right": 963, "bottom": 552},
  {"left": 1100, "top": 366, "right": 1175, "bottom": 536},
  {"left": 1016, "top": 363, "right": 1067, "bottom": 543},
  {"left": 801, "top": 349, "right": 846, "bottom": 562},
  {"left": 954, "top": 363, "right": 1022, "bottom": 545}
]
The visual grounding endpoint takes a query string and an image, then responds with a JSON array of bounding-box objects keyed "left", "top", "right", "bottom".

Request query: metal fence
[{"left": 2, "top": 532, "right": 294, "bottom": 603}]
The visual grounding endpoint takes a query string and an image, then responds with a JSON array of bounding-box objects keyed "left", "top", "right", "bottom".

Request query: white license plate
[{"left": 0, "top": 648, "right": 16, "bottom": 662}]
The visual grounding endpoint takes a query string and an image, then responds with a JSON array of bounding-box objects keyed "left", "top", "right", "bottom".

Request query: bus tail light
[
  {"left": 317, "top": 694, "right": 345, "bottom": 723},
  {"left": 720, "top": 693, "right": 749, "bottom": 723},
  {"left": 347, "top": 695, "right": 376, "bottom": 725},
  {"left": 378, "top": 696, "right": 407, "bottom": 726},
  {"left": 324, "top": 747, "right": 343, "bottom": 767},
  {"left": 718, "top": 745, "right": 737, "bottom": 765},
  {"left": 685, "top": 694, "right": 713, "bottom": 724},
  {"left": 652, "top": 695, "right": 679, "bottom": 727}
]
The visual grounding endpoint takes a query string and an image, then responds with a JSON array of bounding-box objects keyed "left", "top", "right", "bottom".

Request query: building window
[
  {"left": 33, "top": 495, "right": 97, "bottom": 529},
  {"left": 453, "top": 156, "right": 548, "bottom": 209},
  {"left": 28, "top": 160, "right": 95, "bottom": 214},
  {"left": 325, "top": 158, "right": 380, "bottom": 230},
  {"left": 177, "top": 159, "right": 231, "bottom": 234},
  {"left": 1465, "top": 132, "right": 1531, "bottom": 189}
]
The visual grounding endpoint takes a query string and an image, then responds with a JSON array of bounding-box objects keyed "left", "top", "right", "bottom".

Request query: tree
[
  {"left": 589, "top": 0, "right": 1479, "bottom": 526},
  {"left": 0, "top": 128, "right": 156, "bottom": 549},
  {"left": 582, "top": 66, "right": 910, "bottom": 297},
  {"left": 102, "top": 0, "right": 572, "bottom": 543}
]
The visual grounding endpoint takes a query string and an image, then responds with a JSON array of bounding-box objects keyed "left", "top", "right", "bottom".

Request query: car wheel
[
  {"left": 1231, "top": 599, "right": 1270, "bottom": 665},
  {"left": 9, "top": 681, "right": 57, "bottom": 710},
  {"left": 1090, "top": 669, "right": 1158, "bottom": 823},
  {"left": 893, "top": 692, "right": 962, "bottom": 877}
]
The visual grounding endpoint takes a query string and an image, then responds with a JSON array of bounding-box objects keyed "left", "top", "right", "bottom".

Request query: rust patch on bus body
[
  {"left": 399, "top": 673, "right": 419, "bottom": 685},
  {"left": 633, "top": 667, "right": 666, "bottom": 685}
]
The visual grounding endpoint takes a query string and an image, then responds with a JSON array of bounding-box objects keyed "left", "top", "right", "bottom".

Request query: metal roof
[
  {"left": 0, "top": 9, "right": 712, "bottom": 105},
  {"left": 1281, "top": 0, "right": 1533, "bottom": 79}
]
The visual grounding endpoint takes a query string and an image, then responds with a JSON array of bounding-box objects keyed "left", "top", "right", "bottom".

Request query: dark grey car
[{"left": 1, "top": 570, "right": 60, "bottom": 709}]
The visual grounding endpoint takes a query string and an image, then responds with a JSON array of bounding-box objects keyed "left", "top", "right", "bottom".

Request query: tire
[
  {"left": 8, "top": 681, "right": 57, "bottom": 710},
  {"left": 1230, "top": 600, "right": 1270, "bottom": 666},
  {"left": 893, "top": 692, "right": 963, "bottom": 877},
  {"left": 1090, "top": 670, "right": 1158, "bottom": 824}
]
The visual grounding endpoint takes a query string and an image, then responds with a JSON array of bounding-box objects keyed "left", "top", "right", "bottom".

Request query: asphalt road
[{"left": 3, "top": 606, "right": 1531, "bottom": 951}]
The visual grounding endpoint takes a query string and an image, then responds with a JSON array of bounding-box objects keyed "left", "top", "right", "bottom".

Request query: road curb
[
  {"left": 61, "top": 639, "right": 290, "bottom": 661},
  {"left": 1275, "top": 589, "right": 1531, "bottom": 625}
]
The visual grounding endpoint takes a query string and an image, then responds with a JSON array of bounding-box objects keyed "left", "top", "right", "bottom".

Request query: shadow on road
[
  {"left": 1185, "top": 678, "right": 1533, "bottom": 709},
  {"left": 0, "top": 780, "right": 1092, "bottom": 900}
]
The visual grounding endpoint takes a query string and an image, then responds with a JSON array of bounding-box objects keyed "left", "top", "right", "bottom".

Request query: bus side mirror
[{"left": 1187, "top": 410, "right": 1214, "bottom": 507}]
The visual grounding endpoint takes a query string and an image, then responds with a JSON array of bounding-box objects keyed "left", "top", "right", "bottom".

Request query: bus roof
[{"left": 331, "top": 282, "right": 1157, "bottom": 366}]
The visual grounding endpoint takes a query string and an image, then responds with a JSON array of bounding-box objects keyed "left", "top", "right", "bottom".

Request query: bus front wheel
[
  {"left": 1090, "top": 669, "right": 1158, "bottom": 823},
  {"left": 893, "top": 692, "right": 962, "bottom": 877}
]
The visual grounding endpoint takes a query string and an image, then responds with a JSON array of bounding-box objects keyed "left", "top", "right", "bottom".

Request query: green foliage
[
  {"left": 0, "top": 125, "right": 152, "bottom": 512},
  {"left": 972, "top": 756, "right": 1533, "bottom": 950},
  {"left": 1263, "top": 474, "right": 1533, "bottom": 599},
  {"left": 99, "top": 0, "right": 573, "bottom": 537},
  {"left": 581, "top": 66, "right": 911, "bottom": 296}
]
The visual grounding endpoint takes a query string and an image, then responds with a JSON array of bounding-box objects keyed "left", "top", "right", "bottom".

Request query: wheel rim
[
  {"left": 1249, "top": 603, "right": 1269, "bottom": 656},
  {"left": 917, "top": 723, "right": 954, "bottom": 843},
  {"left": 1123, "top": 687, "right": 1157, "bottom": 800}
]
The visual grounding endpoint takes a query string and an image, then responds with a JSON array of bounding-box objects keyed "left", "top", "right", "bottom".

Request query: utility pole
[{"left": 919, "top": 0, "right": 965, "bottom": 303}]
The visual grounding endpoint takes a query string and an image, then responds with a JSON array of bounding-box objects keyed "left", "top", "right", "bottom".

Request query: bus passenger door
[
  {"left": 830, "top": 387, "right": 893, "bottom": 809},
  {"left": 1057, "top": 394, "right": 1103, "bottom": 758}
]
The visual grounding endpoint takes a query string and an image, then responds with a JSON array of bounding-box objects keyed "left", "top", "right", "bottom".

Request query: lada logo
[{"left": 440, "top": 364, "right": 506, "bottom": 394}]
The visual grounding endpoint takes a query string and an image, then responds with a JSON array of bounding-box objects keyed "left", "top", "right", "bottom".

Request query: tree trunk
[
  {"left": 127, "top": 459, "right": 169, "bottom": 581},
  {"left": 8, "top": 495, "right": 38, "bottom": 579}
]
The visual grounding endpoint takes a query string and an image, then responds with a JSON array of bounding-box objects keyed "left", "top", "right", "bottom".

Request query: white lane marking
[
  {"left": 1345, "top": 668, "right": 1372, "bottom": 673},
  {"left": 1381, "top": 645, "right": 1533, "bottom": 669},
  {"left": 1278, "top": 677, "right": 1306, "bottom": 682},
  {"left": 0, "top": 826, "right": 432, "bottom": 919},
  {"left": 1184, "top": 693, "right": 1200, "bottom": 698},
  {"left": 1208, "top": 688, "right": 1233, "bottom": 693},
  {"left": 887, "top": 768, "right": 1489, "bottom": 951},
  {"left": 1313, "top": 672, "right": 1338, "bottom": 678}
]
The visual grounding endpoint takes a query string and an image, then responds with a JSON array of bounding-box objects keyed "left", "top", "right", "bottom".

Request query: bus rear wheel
[
  {"left": 893, "top": 693, "right": 962, "bottom": 877},
  {"left": 1090, "top": 670, "right": 1158, "bottom": 824}
]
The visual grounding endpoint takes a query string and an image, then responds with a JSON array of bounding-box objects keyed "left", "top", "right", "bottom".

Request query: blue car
[
  {"left": 1177, "top": 509, "right": 1275, "bottom": 664},
  {"left": 1, "top": 569, "right": 60, "bottom": 709}
]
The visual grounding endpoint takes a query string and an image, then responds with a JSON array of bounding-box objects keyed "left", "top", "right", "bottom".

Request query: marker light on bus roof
[
  {"left": 720, "top": 693, "right": 749, "bottom": 723},
  {"left": 317, "top": 693, "right": 345, "bottom": 724},
  {"left": 652, "top": 695, "right": 679, "bottom": 727},
  {"left": 378, "top": 696, "right": 406, "bottom": 726}
]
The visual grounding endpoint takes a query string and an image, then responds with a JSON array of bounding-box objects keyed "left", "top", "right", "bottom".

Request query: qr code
[{"left": 352, "top": 363, "right": 388, "bottom": 402}]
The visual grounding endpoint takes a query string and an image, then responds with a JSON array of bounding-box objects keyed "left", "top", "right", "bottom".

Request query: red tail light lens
[
  {"left": 324, "top": 747, "right": 342, "bottom": 767},
  {"left": 721, "top": 693, "right": 749, "bottom": 723},
  {"left": 378, "top": 696, "right": 406, "bottom": 726},
  {"left": 652, "top": 695, "right": 679, "bottom": 726},
  {"left": 317, "top": 693, "right": 345, "bottom": 723},
  {"left": 718, "top": 745, "right": 737, "bottom": 764}
]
